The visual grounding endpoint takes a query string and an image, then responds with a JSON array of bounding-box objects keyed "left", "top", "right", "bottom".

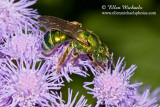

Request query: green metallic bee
[{"left": 38, "top": 16, "right": 114, "bottom": 73}]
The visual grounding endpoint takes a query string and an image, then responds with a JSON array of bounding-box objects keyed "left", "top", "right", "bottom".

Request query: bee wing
[{"left": 38, "top": 16, "right": 89, "bottom": 46}]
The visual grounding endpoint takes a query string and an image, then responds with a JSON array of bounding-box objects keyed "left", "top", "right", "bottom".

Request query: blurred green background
[{"left": 33, "top": 0, "right": 160, "bottom": 105}]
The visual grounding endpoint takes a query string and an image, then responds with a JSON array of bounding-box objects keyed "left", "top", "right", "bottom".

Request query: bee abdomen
[
  {"left": 41, "top": 40, "right": 52, "bottom": 54},
  {"left": 42, "top": 30, "right": 71, "bottom": 55},
  {"left": 44, "top": 31, "right": 55, "bottom": 49}
]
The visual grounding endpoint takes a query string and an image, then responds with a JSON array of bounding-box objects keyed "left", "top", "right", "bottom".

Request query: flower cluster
[
  {"left": 0, "top": 56, "right": 63, "bottom": 106},
  {"left": 0, "top": 28, "right": 41, "bottom": 60},
  {"left": 84, "top": 58, "right": 160, "bottom": 106},
  {"left": 0, "top": 0, "right": 159, "bottom": 107},
  {"left": 84, "top": 58, "right": 141, "bottom": 106},
  {"left": 0, "top": 0, "right": 39, "bottom": 37}
]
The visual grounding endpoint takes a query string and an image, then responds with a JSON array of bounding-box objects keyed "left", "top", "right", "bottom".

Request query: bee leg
[
  {"left": 92, "top": 60, "right": 105, "bottom": 73},
  {"left": 101, "top": 62, "right": 106, "bottom": 67},
  {"left": 71, "top": 47, "right": 79, "bottom": 65},
  {"left": 87, "top": 54, "right": 105, "bottom": 73},
  {"left": 57, "top": 46, "right": 71, "bottom": 74}
]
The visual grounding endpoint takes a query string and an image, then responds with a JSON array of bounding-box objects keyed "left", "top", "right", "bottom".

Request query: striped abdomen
[{"left": 42, "top": 30, "right": 71, "bottom": 55}]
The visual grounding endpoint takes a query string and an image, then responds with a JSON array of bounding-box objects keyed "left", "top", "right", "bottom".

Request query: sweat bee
[{"left": 38, "top": 16, "right": 115, "bottom": 73}]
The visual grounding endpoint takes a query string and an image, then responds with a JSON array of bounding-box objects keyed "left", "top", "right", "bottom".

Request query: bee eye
[{"left": 96, "top": 53, "right": 103, "bottom": 62}]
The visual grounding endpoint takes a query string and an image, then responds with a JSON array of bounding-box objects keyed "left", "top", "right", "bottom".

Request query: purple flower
[
  {"left": 40, "top": 42, "right": 91, "bottom": 82},
  {"left": 0, "top": 0, "right": 39, "bottom": 36},
  {"left": 84, "top": 57, "right": 142, "bottom": 107},
  {"left": 133, "top": 88, "right": 160, "bottom": 107},
  {"left": 54, "top": 88, "right": 91, "bottom": 107},
  {"left": 0, "top": 55, "right": 63, "bottom": 106},
  {"left": 0, "top": 27, "right": 42, "bottom": 59}
]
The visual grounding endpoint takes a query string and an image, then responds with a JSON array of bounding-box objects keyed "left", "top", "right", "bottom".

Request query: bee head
[{"left": 93, "top": 43, "right": 109, "bottom": 63}]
